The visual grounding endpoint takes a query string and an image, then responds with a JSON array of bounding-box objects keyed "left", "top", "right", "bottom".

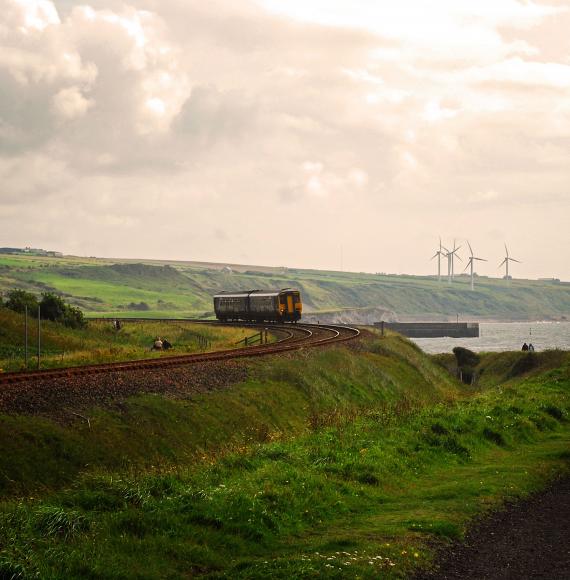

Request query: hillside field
[{"left": 0, "top": 253, "right": 569, "bottom": 322}]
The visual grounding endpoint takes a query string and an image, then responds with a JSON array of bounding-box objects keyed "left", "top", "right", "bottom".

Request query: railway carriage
[{"left": 213, "top": 289, "right": 302, "bottom": 323}]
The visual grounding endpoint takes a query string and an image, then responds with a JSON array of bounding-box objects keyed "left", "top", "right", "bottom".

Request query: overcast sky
[{"left": 1, "top": 0, "right": 569, "bottom": 279}]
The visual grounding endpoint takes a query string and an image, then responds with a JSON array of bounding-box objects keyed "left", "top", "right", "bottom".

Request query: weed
[{"left": 33, "top": 506, "right": 89, "bottom": 540}]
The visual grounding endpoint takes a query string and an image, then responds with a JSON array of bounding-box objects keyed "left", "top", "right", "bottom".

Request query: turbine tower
[
  {"left": 444, "top": 240, "right": 462, "bottom": 283},
  {"left": 464, "top": 241, "right": 487, "bottom": 290},
  {"left": 431, "top": 237, "right": 444, "bottom": 282},
  {"left": 499, "top": 244, "right": 521, "bottom": 281}
]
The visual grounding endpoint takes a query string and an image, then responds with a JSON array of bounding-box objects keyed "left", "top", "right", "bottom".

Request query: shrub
[
  {"left": 40, "top": 293, "right": 86, "bottom": 329},
  {"left": 4, "top": 289, "right": 39, "bottom": 315},
  {"left": 452, "top": 347, "right": 480, "bottom": 368},
  {"left": 127, "top": 302, "right": 150, "bottom": 311}
]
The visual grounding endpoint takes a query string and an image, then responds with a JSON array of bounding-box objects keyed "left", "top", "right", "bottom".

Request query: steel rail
[{"left": 0, "top": 321, "right": 359, "bottom": 386}]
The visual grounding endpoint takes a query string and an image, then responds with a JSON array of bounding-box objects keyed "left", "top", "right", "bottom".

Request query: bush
[
  {"left": 452, "top": 347, "right": 480, "bottom": 368},
  {"left": 453, "top": 347, "right": 480, "bottom": 384},
  {"left": 4, "top": 289, "right": 39, "bottom": 315},
  {"left": 127, "top": 302, "right": 150, "bottom": 311},
  {"left": 40, "top": 293, "right": 86, "bottom": 329}
]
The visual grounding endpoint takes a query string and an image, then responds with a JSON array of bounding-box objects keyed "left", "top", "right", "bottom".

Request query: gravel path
[{"left": 415, "top": 476, "right": 570, "bottom": 579}]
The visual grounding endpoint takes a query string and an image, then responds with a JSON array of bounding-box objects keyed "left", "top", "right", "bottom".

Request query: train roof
[{"left": 213, "top": 289, "right": 299, "bottom": 299}]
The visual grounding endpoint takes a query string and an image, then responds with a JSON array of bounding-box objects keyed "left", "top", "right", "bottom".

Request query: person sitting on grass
[
  {"left": 152, "top": 337, "right": 163, "bottom": 351},
  {"left": 162, "top": 338, "right": 172, "bottom": 350},
  {"left": 522, "top": 342, "right": 529, "bottom": 351}
]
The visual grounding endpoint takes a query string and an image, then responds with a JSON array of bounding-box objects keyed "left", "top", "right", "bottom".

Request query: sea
[{"left": 412, "top": 321, "right": 570, "bottom": 354}]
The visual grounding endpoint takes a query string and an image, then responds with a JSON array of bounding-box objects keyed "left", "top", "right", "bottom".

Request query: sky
[{"left": 1, "top": 0, "right": 569, "bottom": 279}]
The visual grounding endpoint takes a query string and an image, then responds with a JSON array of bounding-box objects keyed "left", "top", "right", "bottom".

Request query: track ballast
[{"left": 0, "top": 322, "right": 360, "bottom": 386}]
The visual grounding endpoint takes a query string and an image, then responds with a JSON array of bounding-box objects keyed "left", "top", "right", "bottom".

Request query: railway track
[{"left": 0, "top": 322, "right": 360, "bottom": 386}]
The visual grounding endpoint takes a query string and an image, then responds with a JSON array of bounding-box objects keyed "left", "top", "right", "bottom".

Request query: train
[{"left": 213, "top": 289, "right": 302, "bottom": 323}]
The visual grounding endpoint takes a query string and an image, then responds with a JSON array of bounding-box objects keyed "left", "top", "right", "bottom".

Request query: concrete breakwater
[{"left": 376, "top": 322, "right": 480, "bottom": 338}]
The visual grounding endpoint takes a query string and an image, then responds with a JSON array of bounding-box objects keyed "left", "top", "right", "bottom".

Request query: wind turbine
[
  {"left": 431, "top": 237, "right": 444, "bottom": 282},
  {"left": 444, "top": 240, "right": 462, "bottom": 283},
  {"left": 464, "top": 241, "right": 487, "bottom": 290},
  {"left": 499, "top": 244, "right": 521, "bottom": 281}
]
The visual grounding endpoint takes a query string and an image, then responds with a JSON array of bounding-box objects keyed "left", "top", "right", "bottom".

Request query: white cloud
[
  {"left": 0, "top": 0, "right": 569, "bottom": 278},
  {"left": 52, "top": 86, "right": 93, "bottom": 119}
]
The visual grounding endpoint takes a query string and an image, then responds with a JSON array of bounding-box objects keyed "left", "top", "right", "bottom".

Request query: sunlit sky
[{"left": 1, "top": 0, "right": 569, "bottom": 279}]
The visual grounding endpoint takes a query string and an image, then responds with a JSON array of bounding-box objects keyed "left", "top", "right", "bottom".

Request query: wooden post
[
  {"left": 37, "top": 304, "right": 41, "bottom": 370},
  {"left": 381, "top": 321, "right": 385, "bottom": 337},
  {"left": 24, "top": 305, "right": 29, "bottom": 370}
]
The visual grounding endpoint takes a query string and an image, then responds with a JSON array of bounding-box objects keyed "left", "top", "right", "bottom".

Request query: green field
[
  {"left": 1, "top": 253, "right": 569, "bottom": 321},
  {"left": 0, "top": 328, "right": 568, "bottom": 578}
]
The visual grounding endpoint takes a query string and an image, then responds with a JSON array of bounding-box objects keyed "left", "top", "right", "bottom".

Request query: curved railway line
[{"left": 0, "top": 322, "right": 360, "bottom": 386}]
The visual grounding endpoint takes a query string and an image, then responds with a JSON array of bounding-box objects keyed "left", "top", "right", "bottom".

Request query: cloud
[
  {"left": 0, "top": 0, "right": 569, "bottom": 278},
  {"left": 52, "top": 86, "right": 93, "bottom": 119}
]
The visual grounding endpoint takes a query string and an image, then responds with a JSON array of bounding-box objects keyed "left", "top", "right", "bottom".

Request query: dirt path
[{"left": 415, "top": 475, "right": 570, "bottom": 579}]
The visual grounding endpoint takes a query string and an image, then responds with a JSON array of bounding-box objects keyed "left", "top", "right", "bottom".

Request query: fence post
[
  {"left": 24, "top": 305, "right": 29, "bottom": 370},
  {"left": 37, "top": 304, "right": 41, "bottom": 370},
  {"left": 381, "top": 321, "right": 385, "bottom": 337}
]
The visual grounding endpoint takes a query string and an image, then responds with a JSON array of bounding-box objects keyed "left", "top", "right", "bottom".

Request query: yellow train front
[{"left": 213, "top": 289, "right": 302, "bottom": 323}]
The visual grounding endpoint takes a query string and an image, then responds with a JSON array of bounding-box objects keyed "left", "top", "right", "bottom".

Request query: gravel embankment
[
  {"left": 415, "top": 475, "right": 570, "bottom": 579},
  {"left": 0, "top": 360, "right": 249, "bottom": 422}
]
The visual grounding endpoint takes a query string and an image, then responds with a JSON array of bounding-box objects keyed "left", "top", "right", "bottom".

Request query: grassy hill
[
  {"left": 1, "top": 253, "right": 569, "bottom": 321},
  {"left": 0, "top": 329, "right": 568, "bottom": 578}
]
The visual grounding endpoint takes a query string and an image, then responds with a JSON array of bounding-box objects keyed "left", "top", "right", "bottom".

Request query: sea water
[{"left": 412, "top": 321, "right": 570, "bottom": 354}]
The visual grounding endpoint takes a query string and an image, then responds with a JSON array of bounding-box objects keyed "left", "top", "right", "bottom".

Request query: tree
[
  {"left": 452, "top": 346, "right": 480, "bottom": 385},
  {"left": 5, "top": 289, "right": 39, "bottom": 314},
  {"left": 40, "top": 293, "right": 86, "bottom": 329}
]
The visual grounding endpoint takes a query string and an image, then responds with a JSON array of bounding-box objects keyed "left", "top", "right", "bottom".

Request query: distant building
[
  {"left": 538, "top": 278, "right": 561, "bottom": 283},
  {"left": 0, "top": 247, "right": 63, "bottom": 257}
]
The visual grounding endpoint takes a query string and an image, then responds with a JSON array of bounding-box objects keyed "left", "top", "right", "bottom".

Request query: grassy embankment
[
  {"left": 0, "top": 307, "right": 252, "bottom": 372},
  {"left": 0, "top": 330, "right": 568, "bottom": 578},
  {"left": 1, "top": 254, "right": 569, "bottom": 320}
]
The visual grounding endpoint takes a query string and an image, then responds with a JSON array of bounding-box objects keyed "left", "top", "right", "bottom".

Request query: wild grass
[
  {"left": 0, "top": 337, "right": 568, "bottom": 578},
  {"left": 0, "top": 308, "right": 252, "bottom": 372}
]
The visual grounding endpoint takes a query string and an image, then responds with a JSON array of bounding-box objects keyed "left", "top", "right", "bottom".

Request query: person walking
[{"left": 522, "top": 342, "right": 529, "bottom": 351}]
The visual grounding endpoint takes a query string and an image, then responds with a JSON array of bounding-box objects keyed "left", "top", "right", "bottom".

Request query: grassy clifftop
[{"left": 1, "top": 254, "right": 569, "bottom": 320}]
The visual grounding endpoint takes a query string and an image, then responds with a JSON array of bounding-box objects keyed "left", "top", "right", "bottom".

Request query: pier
[{"left": 376, "top": 322, "right": 479, "bottom": 338}]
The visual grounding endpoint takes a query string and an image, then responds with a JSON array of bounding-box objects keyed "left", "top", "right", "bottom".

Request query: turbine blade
[
  {"left": 463, "top": 261, "right": 471, "bottom": 272},
  {"left": 467, "top": 240, "right": 473, "bottom": 256},
  {"left": 511, "top": 258, "right": 521, "bottom": 263},
  {"left": 474, "top": 257, "right": 487, "bottom": 262},
  {"left": 430, "top": 253, "right": 438, "bottom": 260},
  {"left": 499, "top": 259, "right": 506, "bottom": 267},
  {"left": 504, "top": 243, "right": 509, "bottom": 257}
]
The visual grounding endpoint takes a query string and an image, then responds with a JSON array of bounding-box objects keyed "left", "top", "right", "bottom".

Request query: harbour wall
[{"left": 376, "top": 322, "right": 480, "bottom": 338}]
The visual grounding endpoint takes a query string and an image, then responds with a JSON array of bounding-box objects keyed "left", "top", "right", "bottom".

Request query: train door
[{"left": 286, "top": 293, "right": 294, "bottom": 320}]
